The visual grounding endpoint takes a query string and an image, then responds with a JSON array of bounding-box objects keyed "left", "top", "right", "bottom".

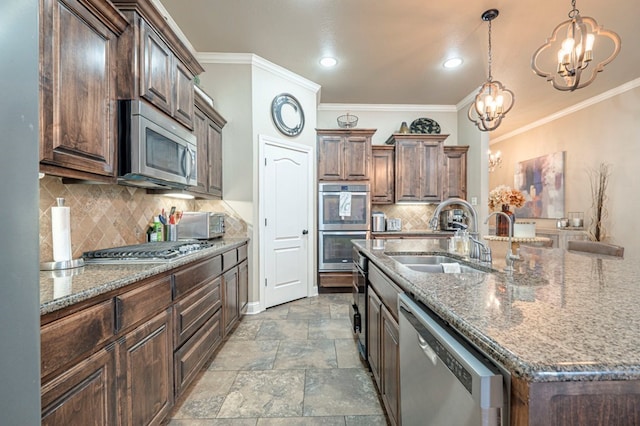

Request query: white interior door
[{"left": 261, "top": 136, "right": 312, "bottom": 308}]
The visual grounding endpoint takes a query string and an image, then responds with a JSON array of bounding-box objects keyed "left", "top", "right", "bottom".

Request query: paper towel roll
[
  {"left": 53, "top": 275, "right": 72, "bottom": 298},
  {"left": 52, "top": 201, "right": 72, "bottom": 262}
]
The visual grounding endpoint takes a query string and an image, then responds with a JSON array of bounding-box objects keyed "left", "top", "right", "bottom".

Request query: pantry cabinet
[
  {"left": 371, "top": 145, "right": 395, "bottom": 204},
  {"left": 192, "top": 90, "right": 226, "bottom": 198},
  {"left": 392, "top": 133, "right": 448, "bottom": 203},
  {"left": 39, "top": 0, "right": 128, "bottom": 182},
  {"left": 114, "top": 0, "right": 204, "bottom": 129},
  {"left": 40, "top": 242, "right": 248, "bottom": 425},
  {"left": 317, "top": 129, "right": 376, "bottom": 181},
  {"left": 443, "top": 145, "right": 469, "bottom": 200}
]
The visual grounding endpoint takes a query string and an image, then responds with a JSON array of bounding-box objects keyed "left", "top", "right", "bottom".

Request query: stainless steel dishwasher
[{"left": 399, "top": 293, "right": 509, "bottom": 426}]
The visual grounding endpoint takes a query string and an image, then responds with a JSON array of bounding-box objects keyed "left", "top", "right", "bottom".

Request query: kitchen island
[{"left": 354, "top": 238, "right": 640, "bottom": 425}]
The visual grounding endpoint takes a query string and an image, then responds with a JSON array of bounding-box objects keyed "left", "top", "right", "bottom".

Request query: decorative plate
[
  {"left": 410, "top": 117, "right": 441, "bottom": 134},
  {"left": 271, "top": 93, "right": 305, "bottom": 137}
]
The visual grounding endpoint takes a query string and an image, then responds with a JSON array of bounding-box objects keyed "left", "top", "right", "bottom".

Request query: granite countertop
[
  {"left": 371, "top": 229, "right": 454, "bottom": 237},
  {"left": 40, "top": 238, "right": 249, "bottom": 316},
  {"left": 353, "top": 238, "right": 640, "bottom": 383}
]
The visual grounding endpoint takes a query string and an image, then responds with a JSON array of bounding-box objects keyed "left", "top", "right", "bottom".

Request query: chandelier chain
[
  {"left": 569, "top": 0, "right": 579, "bottom": 19},
  {"left": 487, "top": 19, "right": 493, "bottom": 81}
]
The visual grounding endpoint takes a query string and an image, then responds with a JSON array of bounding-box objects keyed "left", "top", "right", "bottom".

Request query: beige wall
[{"left": 489, "top": 84, "right": 640, "bottom": 256}]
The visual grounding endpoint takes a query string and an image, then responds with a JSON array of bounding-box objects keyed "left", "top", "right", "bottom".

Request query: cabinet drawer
[
  {"left": 238, "top": 244, "right": 248, "bottom": 262},
  {"left": 174, "top": 309, "right": 222, "bottom": 396},
  {"left": 41, "top": 299, "right": 114, "bottom": 378},
  {"left": 115, "top": 276, "right": 171, "bottom": 332},
  {"left": 222, "top": 249, "right": 238, "bottom": 271},
  {"left": 173, "top": 276, "right": 221, "bottom": 347},
  {"left": 173, "top": 255, "right": 222, "bottom": 299}
]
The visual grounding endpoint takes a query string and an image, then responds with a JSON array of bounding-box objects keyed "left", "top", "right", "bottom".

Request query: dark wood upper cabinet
[
  {"left": 317, "top": 129, "right": 376, "bottom": 181},
  {"left": 443, "top": 145, "right": 469, "bottom": 200},
  {"left": 392, "top": 133, "right": 448, "bottom": 203},
  {"left": 191, "top": 90, "right": 226, "bottom": 198},
  {"left": 371, "top": 145, "right": 395, "bottom": 204},
  {"left": 39, "top": 0, "right": 128, "bottom": 182},
  {"left": 113, "top": 0, "right": 204, "bottom": 130}
]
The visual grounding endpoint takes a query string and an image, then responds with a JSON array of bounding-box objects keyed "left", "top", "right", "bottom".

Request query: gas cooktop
[{"left": 82, "top": 240, "right": 217, "bottom": 264}]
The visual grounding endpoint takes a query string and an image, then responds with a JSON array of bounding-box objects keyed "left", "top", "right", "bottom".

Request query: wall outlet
[{"left": 471, "top": 197, "right": 478, "bottom": 206}]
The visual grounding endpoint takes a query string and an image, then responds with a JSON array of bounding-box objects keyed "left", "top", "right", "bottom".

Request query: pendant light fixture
[
  {"left": 468, "top": 9, "right": 514, "bottom": 132},
  {"left": 531, "top": 0, "right": 621, "bottom": 91}
]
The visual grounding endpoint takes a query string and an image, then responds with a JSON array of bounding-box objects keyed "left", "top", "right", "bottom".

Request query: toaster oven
[{"left": 177, "top": 212, "right": 225, "bottom": 239}]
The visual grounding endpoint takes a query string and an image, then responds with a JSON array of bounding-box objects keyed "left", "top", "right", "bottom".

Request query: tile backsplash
[
  {"left": 39, "top": 176, "right": 248, "bottom": 261},
  {"left": 372, "top": 204, "right": 437, "bottom": 231}
]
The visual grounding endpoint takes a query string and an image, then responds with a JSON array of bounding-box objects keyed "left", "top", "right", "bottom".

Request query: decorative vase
[
  {"left": 399, "top": 121, "right": 410, "bottom": 133},
  {"left": 496, "top": 204, "right": 514, "bottom": 237}
]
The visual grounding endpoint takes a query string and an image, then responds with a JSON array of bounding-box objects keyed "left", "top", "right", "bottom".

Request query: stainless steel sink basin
[{"left": 388, "top": 255, "right": 486, "bottom": 274}]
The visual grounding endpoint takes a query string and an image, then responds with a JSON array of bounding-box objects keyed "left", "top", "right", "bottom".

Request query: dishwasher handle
[{"left": 417, "top": 334, "right": 438, "bottom": 365}]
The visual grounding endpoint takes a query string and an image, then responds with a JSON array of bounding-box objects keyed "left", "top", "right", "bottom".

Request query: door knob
[{"left": 302, "top": 229, "right": 309, "bottom": 235}]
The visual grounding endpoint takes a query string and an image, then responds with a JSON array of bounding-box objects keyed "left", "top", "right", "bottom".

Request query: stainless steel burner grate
[{"left": 83, "top": 241, "right": 216, "bottom": 264}]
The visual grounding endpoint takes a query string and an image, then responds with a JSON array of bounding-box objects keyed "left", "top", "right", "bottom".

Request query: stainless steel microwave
[
  {"left": 178, "top": 212, "right": 225, "bottom": 239},
  {"left": 118, "top": 100, "right": 197, "bottom": 189}
]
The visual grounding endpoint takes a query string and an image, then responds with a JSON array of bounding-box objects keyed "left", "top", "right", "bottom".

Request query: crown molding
[
  {"left": 318, "top": 103, "right": 457, "bottom": 112},
  {"left": 196, "top": 52, "right": 321, "bottom": 93}
]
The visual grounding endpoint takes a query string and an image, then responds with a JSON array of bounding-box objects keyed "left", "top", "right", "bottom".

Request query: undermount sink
[{"left": 388, "top": 255, "right": 487, "bottom": 274}]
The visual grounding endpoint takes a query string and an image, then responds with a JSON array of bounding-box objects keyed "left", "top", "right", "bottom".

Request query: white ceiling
[{"left": 158, "top": 0, "right": 640, "bottom": 139}]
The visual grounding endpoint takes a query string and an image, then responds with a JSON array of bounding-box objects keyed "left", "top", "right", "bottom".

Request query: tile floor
[{"left": 167, "top": 293, "right": 389, "bottom": 426}]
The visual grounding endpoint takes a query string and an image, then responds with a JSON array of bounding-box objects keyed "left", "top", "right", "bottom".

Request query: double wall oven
[{"left": 317, "top": 182, "right": 370, "bottom": 271}]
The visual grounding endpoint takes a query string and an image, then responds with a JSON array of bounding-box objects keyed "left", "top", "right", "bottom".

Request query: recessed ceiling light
[
  {"left": 320, "top": 57, "right": 338, "bottom": 67},
  {"left": 443, "top": 57, "right": 463, "bottom": 69}
]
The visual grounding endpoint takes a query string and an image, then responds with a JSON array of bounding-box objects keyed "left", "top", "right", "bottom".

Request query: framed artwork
[{"left": 514, "top": 152, "right": 565, "bottom": 218}]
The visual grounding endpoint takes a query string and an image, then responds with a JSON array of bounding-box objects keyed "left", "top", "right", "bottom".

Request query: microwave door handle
[{"left": 183, "top": 146, "right": 194, "bottom": 180}]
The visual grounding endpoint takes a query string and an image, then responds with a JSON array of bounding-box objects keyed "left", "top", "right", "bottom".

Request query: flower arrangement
[{"left": 488, "top": 185, "right": 526, "bottom": 211}]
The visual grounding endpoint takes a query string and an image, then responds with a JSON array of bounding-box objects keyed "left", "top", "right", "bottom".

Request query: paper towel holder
[{"left": 40, "top": 197, "right": 85, "bottom": 271}]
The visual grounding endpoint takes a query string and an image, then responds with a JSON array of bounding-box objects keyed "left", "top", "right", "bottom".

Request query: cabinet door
[
  {"left": 395, "top": 140, "right": 422, "bottom": 202},
  {"left": 41, "top": 344, "right": 117, "bottom": 426},
  {"left": 371, "top": 146, "right": 394, "bottom": 204},
  {"left": 173, "top": 60, "right": 194, "bottom": 129},
  {"left": 420, "top": 141, "right": 443, "bottom": 201},
  {"left": 238, "top": 259, "right": 249, "bottom": 315},
  {"left": 117, "top": 309, "right": 173, "bottom": 426},
  {"left": 381, "top": 307, "right": 400, "bottom": 426},
  {"left": 140, "top": 21, "right": 173, "bottom": 116},
  {"left": 367, "top": 288, "right": 382, "bottom": 387},
  {"left": 343, "top": 135, "right": 371, "bottom": 180},
  {"left": 191, "top": 107, "right": 208, "bottom": 194},
  {"left": 223, "top": 266, "right": 239, "bottom": 336},
  {"left": 40, "top": 0, "right": 121, "bottom": 179},
  {"left": 443, "top": 146, "right": 468, "bottom": 200},
  {"left": 317, "top": 135, "right": 344, "bottom": 180},
  {"left": 208, "top": 121, "right": 223, "bottom": 197}
]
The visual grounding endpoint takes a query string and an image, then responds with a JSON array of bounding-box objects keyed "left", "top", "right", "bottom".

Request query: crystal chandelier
[
  {"left": 488, "top": 149, "right": 502, "bottom": 172},
  {"left": 531, "top": 0, "right": 621, "bottom": 91},
  {"left": 468, "top": 9, "right": 515, "bottom": 132}
]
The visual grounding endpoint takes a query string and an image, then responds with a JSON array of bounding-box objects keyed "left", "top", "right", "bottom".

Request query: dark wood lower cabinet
[
  {"left": 381, "top": 308, "right": 400, "bottom": 426},
  {"left": 367, "top": 289, "right": 382, "bottom": 387},
  {"left": 117, "top": 308, "right": 173, "bottom": 426},
  {"left": 41, "top": 343, "right": 117, "bottom": 426},
  {"left": 40, "top": 243, "right": 248, "bottom": 425}
]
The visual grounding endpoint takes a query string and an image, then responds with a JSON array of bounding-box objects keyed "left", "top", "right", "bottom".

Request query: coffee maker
[{"left": 439, "top": 208, "right": 468, "bottom": 231}]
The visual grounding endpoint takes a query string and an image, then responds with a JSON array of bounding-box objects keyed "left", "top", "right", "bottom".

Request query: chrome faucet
[
  {"left": 484, "top": 211, "right": 518, "bottom": 272},
  {"left": 429, "top": 198, "right": 491, "bottom": 262}
]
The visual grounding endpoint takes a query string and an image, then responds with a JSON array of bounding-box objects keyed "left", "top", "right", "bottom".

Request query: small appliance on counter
[
  {"left": 372, "top": 212, "right": 386, "bottom": 232},
  {"left": 439, "top": 208, "right": 468, "bottom": 231},
  {"left": 177, "top": 212, "right": 225, "bottom": 239},
  {"left": 386, "top": 218, "right": 402, "bottom": 231}
]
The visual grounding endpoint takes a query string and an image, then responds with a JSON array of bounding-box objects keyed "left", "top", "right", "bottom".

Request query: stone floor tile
[
  {"left": 287, "top": 304, "right": 331, "bottom": 320},
  {"left": 344, "top": 415, "right": 389, "bottom": 426},
  {"left": 172, "top": 371, "right": 238, "bottom": 419},
  {"left": 243, "top": 304, "right": 290, "bottom": 321},
  {"left": 273, "top": 340, "right": 338, "bottom": 369},
  {"left": 169, "top": 418, "right": 258, "bottom": 425},
  {"left": 303, "top": 369, "right": 383, "bottom": 417},
  {"left": 256, "top": 416, "right": 346, "bottom": 425},
  {"left": 334, "top": 339, "right": 363, "bottom": 369},
  {"left": 217, "top": 370, "right": 305, "bottom": 418},
  {"left": 228, "top": 320, "right": 262, "bottom": 340},
  {"left": 208, "top": 340, "right": 279, "bottom": 371},
  {"left": 308, "top": 319, "right": 354, "bottom": 339},
  {"left": 255, "top": 319, "right": 309, "bottom": 341},
  {"left": 329, "top": 303, "right": 350, "bottom": 319}
]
